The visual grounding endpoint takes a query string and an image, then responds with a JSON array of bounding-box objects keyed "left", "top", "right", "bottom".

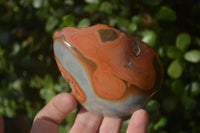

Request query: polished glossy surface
[{"left": 53, "top": 24, "right": 163, "bottom": 117}]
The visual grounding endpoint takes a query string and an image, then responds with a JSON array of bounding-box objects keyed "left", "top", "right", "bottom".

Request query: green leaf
[
  {"left": 171, "top": 80, "right": 184, "bottom": 96},
  {"left": 182, "top": 95, "right": 196, "bottom": 110},
  {"left": 4, "top": 106, "right": 16, "bottom": 118},
  {"left": 128, "top": 22, "right": 137, "bottom": 32},
  {"left": 145, "top": 100, "right": 160, "bottom": 113},
  {"left": 194, "top": 37, "right": 200, "bottom": 46},
  {"left": 131, "top": 16, "right": 142, "bottom": 25},
  {"left": 116, "top": 17, "right": 130, "bottom": 31},
  {"left": 156, "top": 6, "right": 176, "bottom": 21},
  {"left": 19, "top": 0, "right": 32, "bottom": 8},
  {"left": 77, "top": 18, "right": 91, "bottom": 28},
  {"left": 62, "top": 15, "right": 75, "bottom": 27},
  {"left": 84, "top": 3, "right": 98, "bottom": 12},
  {"left": 158, "top": 47, "right": 165, "bottom": 58},
  {"left": 45, "top": 16, "right": 58, "bottom": 32},
  {"left": 66, "top": 108, "right": 78, "bottom": 127},
  {"left": 142, "top": 30, "right": 157, "bottom": 47},
  {"left": 167, "top": 59, "right": 184, "bottom": 79},
  {"left": 190, "top": 81, "right": 200, "bottom": 97},
  {"left": 11, "top": 43, "right": 20, "bottom": 55},
  {"left": 32, "top": 0, "right": 42, "bottom": 8},
  {"left": 44, "top": 75, "right": 54, "bottom": 89},
  {"left": 58, "top": 76, "right": 71, "bottom": 92},
  {"left": 85, "top": 0, "right": 99, "bottom": 4},
  {"left": 40, "top": 88, "right": 56, "bottom": 103},
  {"left": 184, "top": 50, "right": 200, "bottom": 63},
  {"left": 176, "top": 33, "right": 191, "bottom": 51},
  {"left": 64, "top": 0, "right": 74, "bottom": 6},
  {"left": 108, "top": 17, "right": 117, "bottom": 26},
  {"left": 120, "top": 119, "right": 129, "bottom": 133},
  {"left": 154, "top": 117, "right": 167, "bottom": 130},
  {"left": 166, "top": 46, "right": 182, "bottom": 59},
  {"left": 59, "top": 126, "right": 66, "bottom": 133},
  {"left": 99, "top": 2, "right": 112, "bottom": 15}
]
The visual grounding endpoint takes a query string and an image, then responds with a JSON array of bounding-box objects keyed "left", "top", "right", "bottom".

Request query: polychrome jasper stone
[{"left": 53, "top": 24, "right": 163, "bottom": 117}]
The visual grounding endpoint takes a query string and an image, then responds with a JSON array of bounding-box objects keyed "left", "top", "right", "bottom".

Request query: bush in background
[{"left": 0, "top": 0, "right": 200, "bottom": 132}]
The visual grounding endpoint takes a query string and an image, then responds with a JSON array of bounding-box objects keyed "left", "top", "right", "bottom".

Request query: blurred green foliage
[{"left": 0, "top": 0, "right": 200, "bottom": 133}]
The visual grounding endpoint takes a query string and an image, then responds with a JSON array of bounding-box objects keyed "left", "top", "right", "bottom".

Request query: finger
[
  {"left": 30, "top": 93, "right": 77, "bottom": 133},
  {"left": 69, "top": 107, "right": 103, "bottom": 133},
  {"left": 0, "top": 115, "right": 4, "bottom": 133},
  {"left": 98, "top": 116, "right": 123, "bottom": 133},
  {"left": 126, "top": 109, "right": 149, "bottom": 133}
]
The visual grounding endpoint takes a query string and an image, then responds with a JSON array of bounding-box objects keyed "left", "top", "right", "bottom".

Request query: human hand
[{"left": 30, "top": 93, "right": 149, "bottom": 133}]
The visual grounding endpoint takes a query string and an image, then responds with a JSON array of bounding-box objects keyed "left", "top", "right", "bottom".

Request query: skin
[
  {"left": 29, "top": 93, "right": 149, "bottom": 133},
  {"left": 0, "top": 115, "right": 4, "bottom": 133}
]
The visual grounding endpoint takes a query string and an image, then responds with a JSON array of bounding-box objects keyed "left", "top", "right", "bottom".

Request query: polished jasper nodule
[{"left": 53, "top": 24, "right": 163, "bottom": 117}]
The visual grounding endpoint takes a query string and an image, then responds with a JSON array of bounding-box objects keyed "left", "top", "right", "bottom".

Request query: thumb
[{"left": 30, "top": 93, "right": 77, "bottom": 133}]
